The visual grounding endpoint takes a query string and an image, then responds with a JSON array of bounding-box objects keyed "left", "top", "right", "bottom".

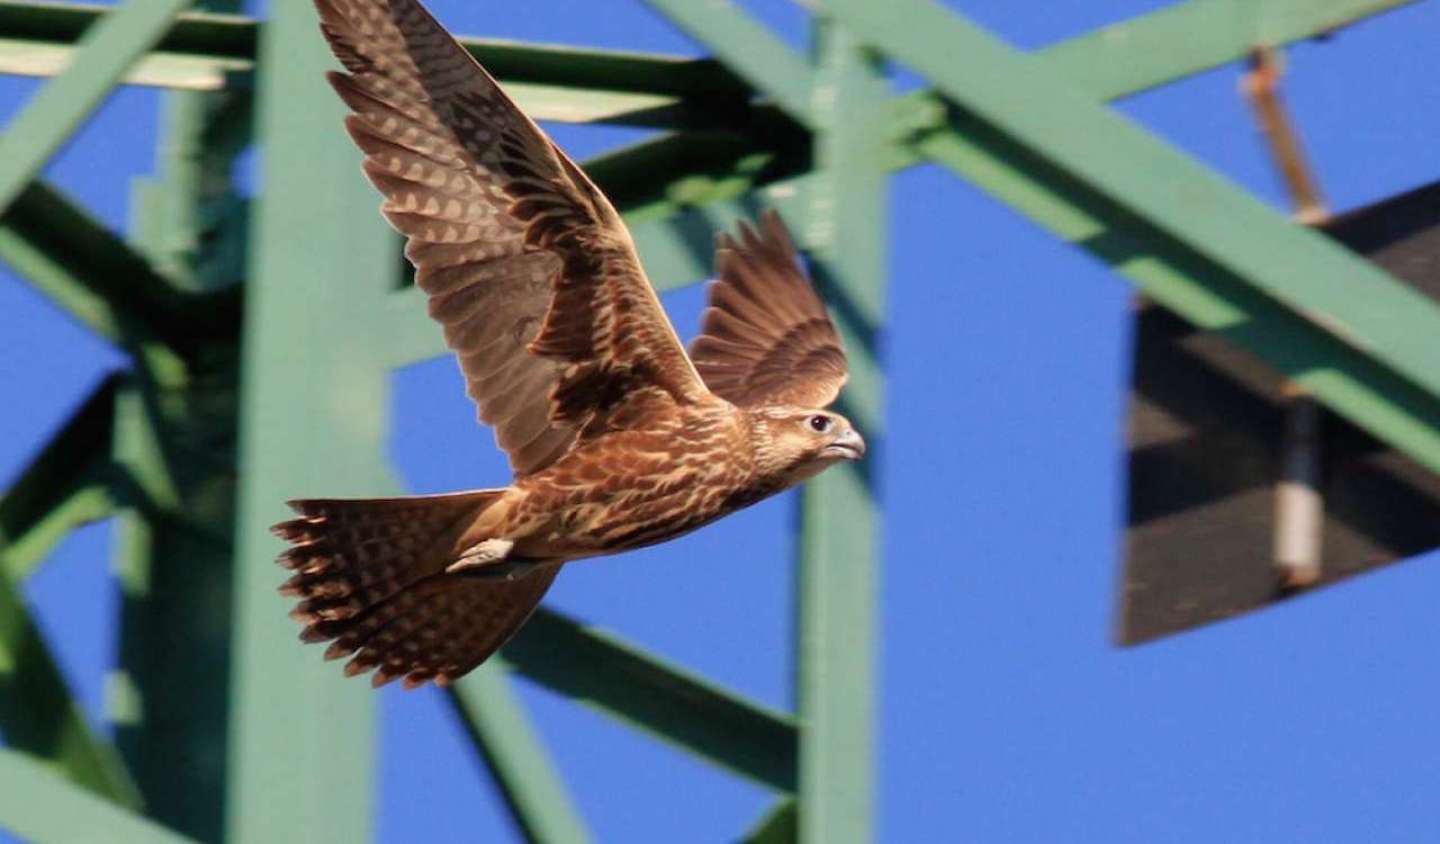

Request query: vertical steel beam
[
  {"left": 110, "top": 366, "right": 237, "bottom": 841},
  {"left": 450, "top": 670, "right": 592, "bottom": 844},
  {"left": 227, "top": 3, "right": 399, "bottom": 840},
  {"left": 109, "top": 0, "right": 246, "bottom": 825},
  {"left": 795, "top": 17, "right": 889, "bottom": 844},
  {"left": 0, "top": 0, "right": 191, "bottom": 215},
  {"left": 132, "top": 0, "right": 250, "bottom": 296}
]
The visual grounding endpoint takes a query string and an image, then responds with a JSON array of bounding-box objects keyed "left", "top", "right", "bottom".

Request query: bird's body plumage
[{"left": 277, "top": 0, "right": 865, "bottom": 688}]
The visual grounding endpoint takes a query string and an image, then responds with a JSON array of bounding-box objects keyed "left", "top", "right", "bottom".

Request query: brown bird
[{"left": 274, "top": 0, "right": 866, "bottom": 689}]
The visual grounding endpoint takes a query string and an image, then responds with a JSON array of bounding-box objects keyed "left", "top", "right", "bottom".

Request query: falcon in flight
[{"left": 275, "top": 0, "right": 866, "bottom": 688}]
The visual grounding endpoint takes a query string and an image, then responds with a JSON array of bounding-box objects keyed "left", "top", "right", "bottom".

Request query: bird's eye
[{"left": 808, "top": 415, "right": 831, "bottom": 433}]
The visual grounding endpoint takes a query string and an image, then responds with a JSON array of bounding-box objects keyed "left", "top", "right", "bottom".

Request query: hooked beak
[{"left": 823, "top": 428, "right": 866, "bottom": 460}]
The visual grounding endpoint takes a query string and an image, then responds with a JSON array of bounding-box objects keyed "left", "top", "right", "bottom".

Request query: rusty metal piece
[
  {"left": 1242, "top": 47, "right": 1329, "bottom": 224},
  {"left": 1241, "top": 45, "right": 1332, "bottom": 591}
]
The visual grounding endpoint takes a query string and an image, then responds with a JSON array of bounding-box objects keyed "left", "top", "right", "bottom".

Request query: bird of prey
[{"left": 274, "top": 0, "right": 866, "bottom": 689}]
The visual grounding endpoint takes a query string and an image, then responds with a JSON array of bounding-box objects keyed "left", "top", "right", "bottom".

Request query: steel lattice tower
[{"left": 2, "top": 1, "right": 1438, "bottom": 842}]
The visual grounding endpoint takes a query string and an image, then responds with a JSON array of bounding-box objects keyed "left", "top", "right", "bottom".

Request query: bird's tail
[{"left": 271, "top": 490, "right": 557, "bottom": 688}]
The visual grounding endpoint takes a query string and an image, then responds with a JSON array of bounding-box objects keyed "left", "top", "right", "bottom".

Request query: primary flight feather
[{"left": 275, "top": 0, "right": 865, "bottom": 688}]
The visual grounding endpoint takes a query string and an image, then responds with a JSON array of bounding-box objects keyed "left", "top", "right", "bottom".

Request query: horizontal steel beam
[
  {"left": 0, "top": 1, "right": 754, "bottom": 127},
  {"left": 0, "top": 0, "right": 191, "bottom": 216},
  {"left": 501, "top": 607, "right": 798, "bottom": 792}
]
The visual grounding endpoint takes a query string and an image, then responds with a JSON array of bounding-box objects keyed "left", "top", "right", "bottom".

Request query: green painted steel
[
  {"left": 0, "top": 561, "right": 140, "bottom": 808},
  {"left": 110, "top": 364, "right": 238, "bottom": 842},
  {"left": 2, "top": 481, "right": 113, "bottom": 581},
  {"left": 1039, "top": 0, "right": 1422, "bottom": 101},
  {"left": 827, "top": 0, "right": 1440, "bottom": 404},
  {"left": 907, "top": 110, "right": 1440, "bottom": 472},
  {"left": 450, "top": 670, "right": 592, "bottom": 844},
  {"left": 0, "top": 375, "right": 118, "bottom": 579},
  {"left": 0, "top": 750, "right": 197, "bottom": 844},
  {"left": 385, "top": 0, "right": 1427, "bottom": 372},
  {"left": 226, "top": 3, "right": 396, "bottom": 840},
  {"left": 103, "top": 4, "right": 247, "bottom": 833},
  {"left": 885, "top": 0, "right": 1424, "bottom": 160},
  {"left": 0, "top": 180, "right": 205, "bottom": 355},
  {"left": 824, "top": 0, "right": 1440, "bottom": 473},
  {"left": 0, "top": 376, "right": 137, "bottom": 806},
  {"left": 640, "top": 0, "right": 814, "bottom": 122},
  {"left": 795, "top": 18, "right": 889, "bottom": 844},
  {"left": 0, "top": 1, "right": 751, "bottom": 127},
  {"left": 0, "top": 0, "right": 189, "bottom": 215},
  {"left": 1, "top": 0, "right": 1438, "bottom": 838},
  {"left": 501, "top": 608, "right": 799, "bottom": 792},
  {"left": 743, "top": 799, "right": 797, "bottom": 844}
]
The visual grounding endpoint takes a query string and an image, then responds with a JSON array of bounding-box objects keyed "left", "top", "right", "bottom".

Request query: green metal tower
[{"left": 2, "top": 1, "right": 1438, "bottom": 841}]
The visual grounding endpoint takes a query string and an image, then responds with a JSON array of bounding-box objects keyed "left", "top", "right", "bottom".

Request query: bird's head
[{"left": 751, "top": 407, "right": 866, "bottom": 486}]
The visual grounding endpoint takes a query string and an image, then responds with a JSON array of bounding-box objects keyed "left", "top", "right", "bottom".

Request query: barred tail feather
[{"left": 272, "top": 490, "right": 557, "bottom": 688}]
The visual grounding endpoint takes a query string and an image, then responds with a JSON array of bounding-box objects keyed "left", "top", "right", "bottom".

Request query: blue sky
[{"left": 4, "top": 0, "right": 1440, "bottom": 841}]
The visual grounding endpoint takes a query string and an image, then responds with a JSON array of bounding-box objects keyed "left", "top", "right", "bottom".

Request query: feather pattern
[
  {"left": 277, "top": 0, "right": 866, "bottom": 690},
  {"left": 275, "top": 492, "right": 558, "bottom": 688},
  {"left": 315, "top": 0, "right": 708, "bottom": 475},
  {"left": 690, "top": 210, "right": 849, "bottom": 409}
]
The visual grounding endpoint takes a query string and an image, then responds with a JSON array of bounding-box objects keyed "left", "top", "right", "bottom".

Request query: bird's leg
[
  {"left": 454, "top": 559, "right": 545, "bottom": 582},
  {"left": 445, "top": 538, "right": 516, "bottom": 576}
]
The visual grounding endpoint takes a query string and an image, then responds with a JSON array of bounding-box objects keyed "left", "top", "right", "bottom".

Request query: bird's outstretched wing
[
  {"left": 690, "top": 211, "right": 849, "bottom": 409},
  {"left": 316, "top": 0, "right": 708, "bottom": 474}
]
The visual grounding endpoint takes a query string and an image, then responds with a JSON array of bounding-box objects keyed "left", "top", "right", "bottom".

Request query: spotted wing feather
[
  {"left": 690, "top": 210, "right": 849, "bottom": 409},
  {"left": 315, "top": 0, "right": 709, "bottom": 473}
]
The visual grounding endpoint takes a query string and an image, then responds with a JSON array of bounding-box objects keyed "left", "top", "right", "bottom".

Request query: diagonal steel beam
[
  {"left": 0, "top": 374, "right": 140, "bottom": 809},
  {"left": 883, "top": 0, "right": 1424, "bottom": 166},
  {"left": 449, "top": 670, "right": 592, "bottom": 844},
  {"left": 0, "top": 561, "right": 141, "bottom": 810},
  {"left": 501, "top": 608, "right": 799, "bottom": 792},
  {"left": 829, "top": 0, "right": 1440, "bottom": 401},
  {"left": 0, "top": 374, "right": 121, "bottom": 580},
  {"left": 0, "top": 180, "right": 235, "bottom": 357},
  {"left": 390, "top": 0, "right": 1430, "bottom": 371},
  {"left": 822, "top": 0, "right": 1440, "bottom": 476},
  {"left": 1038, "top": 0, "right": 1424, "bottom": 101},
  {"left": 742, "top": 799, "right": 797, "bottom": 844},
  {"left": 639, "top": 0, "right": 814, "bottom": 122},
  {"left": 0, "top": 0, "right": 191, "bottom": 215},
  {"left": 0, "top": 750, "right": 192, "bottom": 844}
]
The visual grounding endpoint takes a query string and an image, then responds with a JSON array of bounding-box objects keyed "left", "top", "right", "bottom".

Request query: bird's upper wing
[
  {"left": 316, "top": 0, "right": 709, "bottom": 475},
  {"left": 689, "top": 211, "right": 849, "bottom": 409}
]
